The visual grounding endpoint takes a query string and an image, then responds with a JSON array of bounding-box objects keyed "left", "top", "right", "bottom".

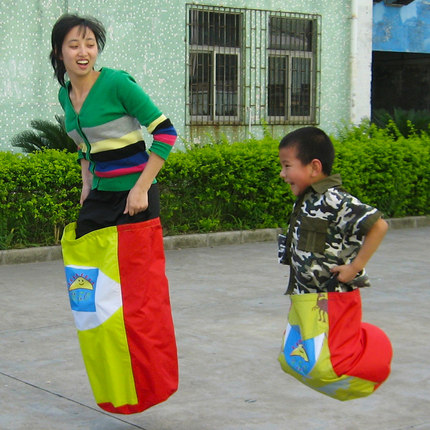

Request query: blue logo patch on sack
[
  {"left": 65, "top": 267, "right": 99, "bottom": 312},
  {"left": 284, "top": 324, "right": 319, "bottom": 376}
]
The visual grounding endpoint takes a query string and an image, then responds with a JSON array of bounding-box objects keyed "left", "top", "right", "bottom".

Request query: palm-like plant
[
  {"left": 11, "top": 115, "right": 77, "bottom": 153},
  {"left": 372, "top": 108, "right": 430, "bottom": 138}
]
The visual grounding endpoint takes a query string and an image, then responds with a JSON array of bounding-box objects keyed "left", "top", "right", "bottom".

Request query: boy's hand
[
  {"left": 331, "top": 217, "right": 388, "bottom": 284},
  {"left": 330, "top": 264, "right": 360, "bottom": 284}
]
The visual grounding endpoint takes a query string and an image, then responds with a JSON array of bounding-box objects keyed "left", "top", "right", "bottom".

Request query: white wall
[{"left": 350, "top": 0, "right": 373, "bottom": 124}]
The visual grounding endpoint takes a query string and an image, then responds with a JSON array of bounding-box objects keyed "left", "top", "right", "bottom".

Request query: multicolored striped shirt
[{"left": 59, "top": 67, "right": 177, "bottom": 191}]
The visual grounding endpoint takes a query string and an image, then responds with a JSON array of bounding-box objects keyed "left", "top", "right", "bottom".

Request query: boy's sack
[
  {"left": 279, "top": 289, "right": 392, "bottom": 401},
  {"left": 61, "top": 217, "right": 178, "bottom": 414}
]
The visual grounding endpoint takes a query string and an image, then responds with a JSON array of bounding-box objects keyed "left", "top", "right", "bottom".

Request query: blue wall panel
[{"left": 373, "top": 0, "right": 430, "bottom": 53}]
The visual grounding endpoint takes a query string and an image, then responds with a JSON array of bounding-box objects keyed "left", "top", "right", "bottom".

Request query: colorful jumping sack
[
  {"left": 61, "top": 218, "right": 178, "bottom": 414},
  {"left": 279, "top": 289, "right": 392, "bottom": 400}
]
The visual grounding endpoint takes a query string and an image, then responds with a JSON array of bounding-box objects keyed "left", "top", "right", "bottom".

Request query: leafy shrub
[
  {"left": 158, "top": 134, "right": 293, "bottom": 235},
  {"left": 0, "top": 150, "right": 81, "bottom": 248},
  {"left": 332, "top": 127, "right": 430, "bottom": 217},
  {"left": 1, "top": 126, "right": 429, "bottom": 249},
  {"left": 372, "top": 108, "right": 430, "bottom": 138}
]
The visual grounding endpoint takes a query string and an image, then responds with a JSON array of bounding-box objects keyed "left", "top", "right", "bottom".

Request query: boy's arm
[{"left": 331, "top": 217, "right": 388, "bottom": 283}]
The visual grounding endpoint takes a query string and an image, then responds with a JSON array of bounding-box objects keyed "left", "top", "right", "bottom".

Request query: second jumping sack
[
  {"left": 61, "top": 217, "right": 178, "bottom": 414},
  {"left": 278, "top": 289, "right": 392, "bottom": 401}
]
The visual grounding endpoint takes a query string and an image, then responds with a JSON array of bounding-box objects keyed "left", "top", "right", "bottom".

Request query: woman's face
[{"left": 61, "top": 25, "right": 98, "bottom": 80}]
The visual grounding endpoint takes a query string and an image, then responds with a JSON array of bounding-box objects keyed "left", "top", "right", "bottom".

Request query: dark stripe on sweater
[
  {"left": 90, "top": 141, "right": 147, "bottom": 162},
  {"left": 152, "top": 118, "right": 174, "bottom": 135}
]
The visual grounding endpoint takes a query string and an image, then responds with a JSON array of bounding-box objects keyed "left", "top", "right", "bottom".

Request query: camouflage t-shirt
[{"left": 284, "top": 174, "right": 382, "bottom": 295}]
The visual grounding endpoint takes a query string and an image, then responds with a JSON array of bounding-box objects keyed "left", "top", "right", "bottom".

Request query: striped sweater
[{"left": 59, "top": 68, "right": 177, "bottom": 191}]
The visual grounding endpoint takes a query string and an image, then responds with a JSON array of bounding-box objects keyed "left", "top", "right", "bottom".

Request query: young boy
[
  {"left": 279, "top": 126, "right": 388, "bottom": 294},
  {"left": 277, "top": 126, "right": 392, "bottom": 400}
]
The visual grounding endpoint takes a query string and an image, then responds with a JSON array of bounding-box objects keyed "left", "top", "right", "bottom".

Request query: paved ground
[{"left": 0, "top": 226, "right": 429, "bottom": 430}]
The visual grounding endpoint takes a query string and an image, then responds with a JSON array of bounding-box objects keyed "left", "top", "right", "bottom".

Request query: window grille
[
  {"left": 186, "top": 5, "right": 320, "bottom": 126},
  {"left": 188, "top": 7, "right": 241, "bottom": 124},
  {"left": 267, "top": 15, "right": 319, "bottom": 123}
]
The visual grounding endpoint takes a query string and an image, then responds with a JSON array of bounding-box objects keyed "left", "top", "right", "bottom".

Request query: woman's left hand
[
  {"left": 124, "top": 186, "right": 149, "bottom": 216},
  {"left": 123, "top": 152, "right": 165, "bottom": 216}
]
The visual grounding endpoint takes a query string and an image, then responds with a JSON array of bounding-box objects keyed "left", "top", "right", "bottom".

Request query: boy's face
[{"left": 279, "top": 146, "right": 314, "bottom": 196}]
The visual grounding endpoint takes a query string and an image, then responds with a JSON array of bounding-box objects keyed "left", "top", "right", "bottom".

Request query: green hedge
[
  {"left": 158, "top": 134, "right": 291, "bottom": 235},
  {"left": 0, "top": 150, "right": 81, "bottom": 249},
  {"left": 333, "top": 125, "right": 430, "bottom": 218},
  {"left": 1, "top": 126, "right": 429, "bottom": 249}
]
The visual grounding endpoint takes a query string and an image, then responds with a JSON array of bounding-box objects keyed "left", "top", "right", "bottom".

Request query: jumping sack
[
  {"left": 61, "top": 217, "right": 178, "bottom": 414},
  {"left": 279, "top": 289, "right": 392, "bottom": 401}
]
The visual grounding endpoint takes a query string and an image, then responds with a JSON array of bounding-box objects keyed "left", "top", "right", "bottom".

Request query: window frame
[
  {"left": 186, "top": 6, "right": 321, "bottom": 127},
  {"left": 187, "top": 6, "right": 242, "bottom": 125},
  {"left": 267, "top": 14, "right": 319, "bottom": 124}
]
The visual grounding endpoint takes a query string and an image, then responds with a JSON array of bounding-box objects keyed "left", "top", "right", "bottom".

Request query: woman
[
  {"left": 50, "top": 14, "right": 176, "bottom": 237},
  {"left": 51, "top": 14, "right": 178, "bottom": 414}
]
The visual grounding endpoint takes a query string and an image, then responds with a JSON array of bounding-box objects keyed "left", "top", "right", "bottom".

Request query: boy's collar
[{"left": 309, "top": 173, "right": 342, "bottom": 194}]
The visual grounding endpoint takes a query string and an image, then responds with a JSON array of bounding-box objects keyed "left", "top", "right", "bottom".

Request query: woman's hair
[
  {"left": 50, "top": 14, "right": 106, "bottom": 87},
  {"left": 279, "top": 126, "right": 335, "bottom": 175}
]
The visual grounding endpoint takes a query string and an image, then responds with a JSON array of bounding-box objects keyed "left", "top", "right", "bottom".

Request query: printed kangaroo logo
[{"left": 312, "top": 293, "right": 328, "bottom": 322}]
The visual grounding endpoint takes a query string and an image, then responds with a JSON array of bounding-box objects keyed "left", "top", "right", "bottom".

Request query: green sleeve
[{"left": 115, "top": 71, "right": 162, "bottom": 128}]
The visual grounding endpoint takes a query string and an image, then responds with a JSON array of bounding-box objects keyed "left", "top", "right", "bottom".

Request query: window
[
  {"left": 268, "top": 15, "right": 318, "bottom": 123},
  {"left": 186, "top": 6, "right": 320, "bottom": 127},
  {"left": 188, "top": 8, "right": 241, "bottom": 124}
]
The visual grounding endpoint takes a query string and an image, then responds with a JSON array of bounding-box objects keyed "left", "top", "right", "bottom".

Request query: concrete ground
[{"left": 0, "top": 226, "right": 429, "bottom": 430}]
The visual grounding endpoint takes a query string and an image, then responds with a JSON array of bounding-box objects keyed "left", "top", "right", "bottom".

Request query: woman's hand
[
  {"left": 123, "top": 152, "right": 165, "bottom": 216},
  {"left": 124, "top": 185, "right": 149, "bottom": 216},
  {"left": 80, "top": 159, "right": 93, "bottom": 205},
  {"left": 80, "top": 184, "right": 91, "bottom": 206}
]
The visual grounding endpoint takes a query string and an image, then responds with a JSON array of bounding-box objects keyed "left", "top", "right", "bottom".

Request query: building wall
[
  {"left": 350, "top": 0, "right": 373, "bottom": 124},
  {"left": 371, "top": 0, "right": 430, "bottom": 114},
  {"left": 0, "top": 0, "right": 371, "bottom": 151},
  {"left": 373, "top": 0, "right": 430, "bottom": 53}
]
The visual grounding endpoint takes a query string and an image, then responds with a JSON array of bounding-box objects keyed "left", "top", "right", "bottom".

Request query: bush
[
  {"left": 0, "top": 150, "right": 81, "bottom": 249},
  {"left": 158, "top": 134, "right": 293, "bottom": 235},
  {"left": 1, "top": 126, "right": 429, "bottom": 249},
  {"left": 332, "top": 127, "right": 430, "bottom": 217},
  {"left": 372, "top": 108, "right": 430, "bottom": 138}
]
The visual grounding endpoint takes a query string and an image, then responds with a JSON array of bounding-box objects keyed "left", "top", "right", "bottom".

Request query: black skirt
[{"left": 75, "top": 183, "right": 160, "bottom": 238}]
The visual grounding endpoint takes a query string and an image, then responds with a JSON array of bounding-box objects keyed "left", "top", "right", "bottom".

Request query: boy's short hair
[{"left": 279, "top": 127, "right": 335, "bottom": 175}]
